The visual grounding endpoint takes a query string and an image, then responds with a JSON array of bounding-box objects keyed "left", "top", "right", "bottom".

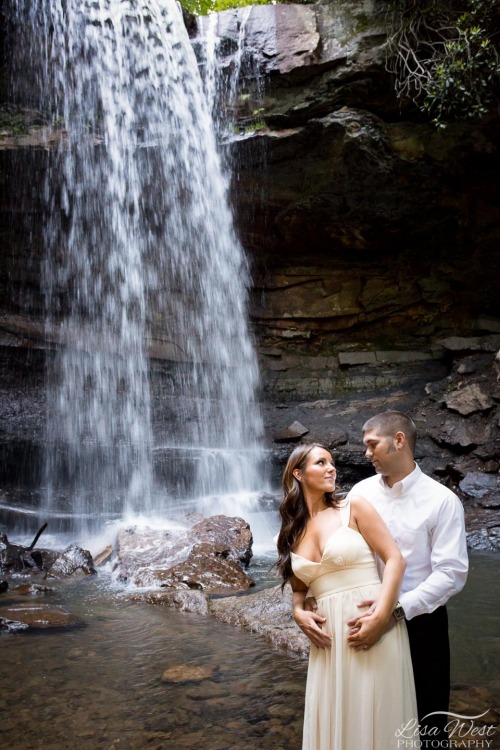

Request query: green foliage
[
  {"left": 0, "top": 106, "right": 31, "bottom": 134},
  {"left": 181, "top": 0, "right": 313, "bottom": 16},
  {"left": 386, "top": 0, "right": 500, "bottom": 127}
]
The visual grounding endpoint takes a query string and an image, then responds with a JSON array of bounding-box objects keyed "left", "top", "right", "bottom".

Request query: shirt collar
[{"left": 378, "top": 462, "right": 421, "bottom": 497}]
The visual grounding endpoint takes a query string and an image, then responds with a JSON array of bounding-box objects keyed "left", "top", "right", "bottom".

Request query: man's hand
[
  {"left": 347, "top": 598, "right": 376, "bottom": 630},
  {"left": 293, "top": 607, "right": 332, "bottom": 649},
  {"left": 346, "top": 598, "right": 396, "bottom": 651},
  {"left": 304, "top": 595, "right": 317, "bottom": 612}
]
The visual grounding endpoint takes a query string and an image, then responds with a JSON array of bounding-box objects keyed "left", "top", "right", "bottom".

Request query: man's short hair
[{"left": 362, "top": 410, "right": 417, "bottom": 453}]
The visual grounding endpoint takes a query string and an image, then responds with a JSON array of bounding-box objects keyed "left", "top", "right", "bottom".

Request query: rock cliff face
[
  {"left": 200, "top": 1, "right": 500, "bottom": 400},
  {"left": 190, "top": 1, "right": 500, "bottom": 548},
  {"left": 0, "top": 1, "right": 499, "bottom": 546}
]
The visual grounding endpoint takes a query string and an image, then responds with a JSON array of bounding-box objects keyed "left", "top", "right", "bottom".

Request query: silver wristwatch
[{"left": 393, "top": 601, "right": 406, "bottom": 621}]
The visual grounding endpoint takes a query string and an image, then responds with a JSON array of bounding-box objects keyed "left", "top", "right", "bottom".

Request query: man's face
[{"left": 362, "top": 429, "right": 398, "bottom": 477}]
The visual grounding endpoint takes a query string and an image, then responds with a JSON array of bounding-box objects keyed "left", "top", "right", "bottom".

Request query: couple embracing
[{"left": 276, "top": 411, "right": 468, "bottom": 750}]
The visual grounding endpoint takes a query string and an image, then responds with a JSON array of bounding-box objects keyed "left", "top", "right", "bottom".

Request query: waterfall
[{"left": 7, "top": 0, "right": 265, "bottom": 535}]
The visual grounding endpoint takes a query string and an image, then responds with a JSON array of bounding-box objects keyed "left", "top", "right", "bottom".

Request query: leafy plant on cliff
[
  {"left": 386, "top": 0, "right": 500, "bottom": 126},
  {"left": 181, "top": 0, "right": 313, "bottom": 17}
]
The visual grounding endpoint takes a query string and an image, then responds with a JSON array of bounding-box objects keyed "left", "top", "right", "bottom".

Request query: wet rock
[
  {"left": 115, "top": 515, "right": 254, "bottom": 595},
  {"left": 210, "top": 583, "right": 310, "bottom": 658},
  {"left": 157, "top": 545, "right": 254, "bottom": 594},
  {"left": 132, "top": 541, "right": 254, "bottom": 594},
  {"left": 463, "top": 508, "right": 500, "bottom": 551},
  {"left": 0, "top": 604, "right": 85, "bottom": 631},
  {"left": 438, "top": 336, "right": 500, "bottom": 353},
  {"left": 161, "top": 663, "right": 219, "bottom": 684},
  {"left": 46, "top": 544, "right": 96, "bottom": 578},
  {"left": 130, "top": 589, "right": 209, "bottom": 615},
  {"left": 190, "top": 515, "right": 253, "bottom": 567},
  {"left": 0, "top": 532, "right": 58, "bottom": 574},
  {"left": 114, "top": 524, "right": 191, "bottom": 582},
  {"left": 457, "top": 361, "right": 478, "bottom": 375},
  {"left": 459, "top": 473, "right": 500, "bottom": 508},
  {"left": 0, "top": 616, "right": 29, "bottom": 632},
  {"left": 443, "top": 457, "right": 485, "bottom": 481},
  {"left": 0, "top": 533, "right": 26, "bottom": 572},
  {"left": 256, "top": 492, "right": 281, "bottom": 511},
  {"left": 22, "top": 547, "right": 59, "bottom": 571},
  {"left": 428, "top": 416, "right": 490, "bottom": 450},
  {"left": 213, "top": 4, "right": 352, "bottom": 79},
  {"left": 0, "top": 579, "right": 8, "bottom": 593},
  {"left": 274, "top": 420, "right": 309, "bottom": 443},
  {"left": 444, "top": 383, "right": 494, "bottom": 415},
  {"left": 10, "top": 582, "right": 54, "bottom": 595}
]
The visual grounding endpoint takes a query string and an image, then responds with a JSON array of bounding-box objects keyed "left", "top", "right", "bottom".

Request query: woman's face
[{"left": 293, "top": 447, "right": 336, "bottom": 496}]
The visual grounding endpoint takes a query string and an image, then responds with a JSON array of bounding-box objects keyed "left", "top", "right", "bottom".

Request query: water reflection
[
  {"left": 0, "top": 574, "right": 306, "bottom": 750},
  {"left": 0, "top": 552, "right": 498, "bottom": 749},
  {"left": 448, "top": 551, "right": 500, "bottom": 695}
]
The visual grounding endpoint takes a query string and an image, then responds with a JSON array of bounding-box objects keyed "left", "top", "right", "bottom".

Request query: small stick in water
[{"left": 27, "top": 522, "right": 48, "bottom": 551}]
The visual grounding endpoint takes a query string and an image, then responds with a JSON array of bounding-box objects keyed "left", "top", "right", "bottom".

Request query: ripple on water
[{"left": 0, "top": 574, "right": 306, "bottom": 750}]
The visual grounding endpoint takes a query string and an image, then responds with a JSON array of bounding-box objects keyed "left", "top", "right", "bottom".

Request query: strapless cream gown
[{"left": 291, "top": 500, "right": 417, "bottom": 750}]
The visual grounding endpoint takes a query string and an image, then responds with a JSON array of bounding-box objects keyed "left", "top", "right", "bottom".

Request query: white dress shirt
[{"left": 347, "top": 463, "right": 468, "bottom": 620}]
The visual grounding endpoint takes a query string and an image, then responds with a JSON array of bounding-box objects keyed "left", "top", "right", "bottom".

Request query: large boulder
[{"left": 114, "top": 514, "right": 254, "bottom": 597}]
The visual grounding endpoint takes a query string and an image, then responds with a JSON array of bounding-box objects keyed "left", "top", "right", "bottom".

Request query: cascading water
[
  {"left": 196, "top": 8, "right": 265, "bottom": 145},
  {"left": 198, "top": 8, "right": 253, "bottom": 136},
  {"left": 6, "top": 0, "right": 266, "bottom": 537}
]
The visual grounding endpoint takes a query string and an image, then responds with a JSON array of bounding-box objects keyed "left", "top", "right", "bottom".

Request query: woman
[{"left": 276, "top": 444, "right": 417, "bottom": 750}]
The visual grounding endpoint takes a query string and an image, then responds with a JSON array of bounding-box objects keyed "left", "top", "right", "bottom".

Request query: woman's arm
[
  {"left": 347, "top": 495, "right": 406, "bottom": 650},
  {"left": 290, "top": 575, "right": 332, "bottom": 649}
]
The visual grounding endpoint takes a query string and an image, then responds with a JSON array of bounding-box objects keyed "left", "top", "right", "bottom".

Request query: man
[{"left": 294, "top": 410, "right": 468, "bottom": 742}]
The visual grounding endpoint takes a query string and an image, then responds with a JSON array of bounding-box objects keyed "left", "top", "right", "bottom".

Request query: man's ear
[{"left": 395, "top": 431, "right": 406, "bottom": 450}]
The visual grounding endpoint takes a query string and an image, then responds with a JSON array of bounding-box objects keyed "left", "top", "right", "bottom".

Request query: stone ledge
[
  {"left": 338, "top": 350, "right": 439, "bottom": 366},
  {"left": 437, "top": 335, "right": 500, "bottom": 352},
  {"left": 374, "top": 350, "right": 436, "bottom": 364},
  {"left": 338, "top": 351, "right": 376, "bottom": 366}
]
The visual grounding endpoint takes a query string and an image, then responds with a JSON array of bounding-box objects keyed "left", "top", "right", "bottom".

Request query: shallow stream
[{"left": 0, "top": 551, "right": 498, "bottom": 750}]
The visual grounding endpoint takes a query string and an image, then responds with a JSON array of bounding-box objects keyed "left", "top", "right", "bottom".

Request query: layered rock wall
[{"left": 194, "top": 2, "right": 499, "bottom": 398}]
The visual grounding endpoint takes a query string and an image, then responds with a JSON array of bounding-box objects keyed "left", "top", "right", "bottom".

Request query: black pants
[{"left": 406, "top": 606, "right": 450, "bottom": 743}]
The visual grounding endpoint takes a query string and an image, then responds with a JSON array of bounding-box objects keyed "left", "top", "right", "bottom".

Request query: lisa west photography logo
[{"left": 395, "top": 710, "right": 498, "bottom": 748}]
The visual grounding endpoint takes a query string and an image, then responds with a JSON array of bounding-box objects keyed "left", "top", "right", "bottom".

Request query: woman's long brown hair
[{"left": 275, "top": 443, "right": 339, "bottom": 586}]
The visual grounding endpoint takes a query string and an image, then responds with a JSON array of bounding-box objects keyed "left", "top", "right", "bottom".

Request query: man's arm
[{"left": 399, "top": 494, "right": 468, "bottom": 620}]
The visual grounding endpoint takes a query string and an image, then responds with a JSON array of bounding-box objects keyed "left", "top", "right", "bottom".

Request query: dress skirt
[{"left": 302, "top": 567, "right": 416, "bottom": 750}]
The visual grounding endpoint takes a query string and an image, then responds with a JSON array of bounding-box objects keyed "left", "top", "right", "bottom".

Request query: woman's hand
[{"left": 293, "top": 606, "right": 332, "bottom": 649}]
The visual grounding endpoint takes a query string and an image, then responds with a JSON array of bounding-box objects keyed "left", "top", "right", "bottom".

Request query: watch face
[{"left": 393, "top": 605, "right": 405, "bottom": 620}]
